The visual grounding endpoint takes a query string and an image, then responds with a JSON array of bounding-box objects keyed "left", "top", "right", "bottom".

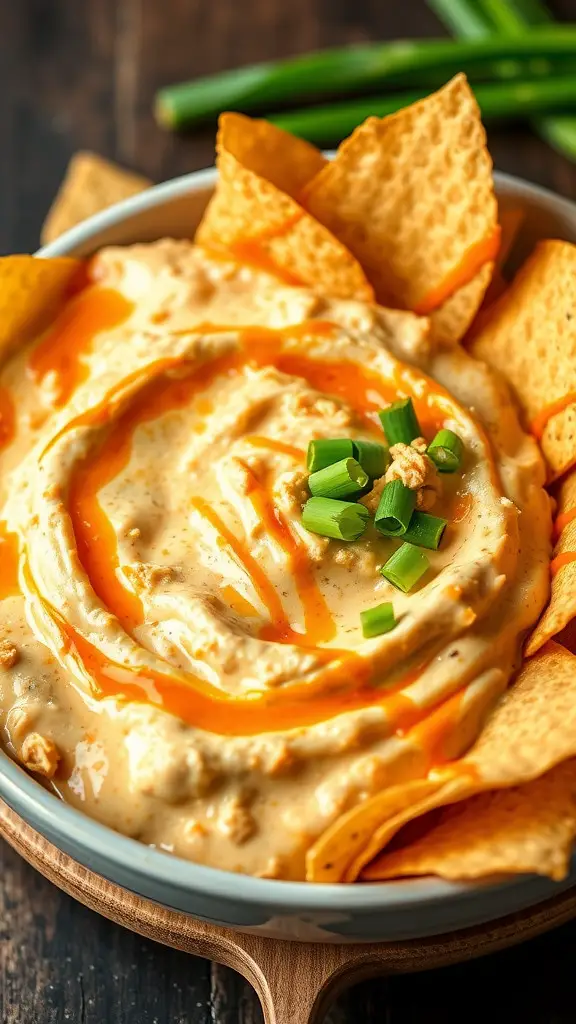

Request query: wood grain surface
[{"left": 1, "top": 0, "right": 576, "bottom": 1021}]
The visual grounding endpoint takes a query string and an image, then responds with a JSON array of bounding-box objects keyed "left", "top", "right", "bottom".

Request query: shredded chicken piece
[
  {"left": 385, "top": 437, "right": 441, "bottom": 510},
  {"left": 332, "top": 545, "right": 379, "bottom": 576},
  {"left": 124, "top": 562, "right": 181, "bottom": 591},
  {"left": 0, "top": 639, "right": 19, "bottom": 668},
  {"left": 256, "top": 856, "right": 284, "bottom": 879},
  {"left": 217, "top": 794, "right": 256, "bottom": 845},
  {"left": 359, "top": 475, "right": 386, "bottom": 515},
  {"left": 285, "top": 390, "right": 352, "bottom": 427},
  {"left": 274, "top": 468, "right": 310, "bottom": 512},
  {"left": 21, "top": 733, "right": 61, "bottom": 778}
]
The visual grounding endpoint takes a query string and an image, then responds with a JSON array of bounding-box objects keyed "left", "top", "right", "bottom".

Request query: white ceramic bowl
[{"left": 0, "top": 168, "right": 574, "bottom": 943}]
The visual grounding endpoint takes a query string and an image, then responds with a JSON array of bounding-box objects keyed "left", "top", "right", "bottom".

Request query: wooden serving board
[{"left": 2, "top": 800, "right": 576, "bottom": 1024}]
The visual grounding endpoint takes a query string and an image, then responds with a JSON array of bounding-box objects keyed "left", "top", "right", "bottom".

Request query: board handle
[{"left": 226, "top": 932, "right": 386, "bottom": 1024}]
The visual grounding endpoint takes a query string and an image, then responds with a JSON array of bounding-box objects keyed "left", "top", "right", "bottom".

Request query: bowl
[{"left": 0, "top": 167, "right": 574, "bottom": 944}]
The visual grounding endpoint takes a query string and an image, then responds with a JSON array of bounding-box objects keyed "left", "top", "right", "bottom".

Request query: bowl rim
[{"left": 3, "top": 164, "right": 573, "bottom": 912}]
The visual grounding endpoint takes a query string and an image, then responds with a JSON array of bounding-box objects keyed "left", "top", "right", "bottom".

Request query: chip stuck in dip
[{"left": 2, "top": 74, "right": 576, "bottom": 885}]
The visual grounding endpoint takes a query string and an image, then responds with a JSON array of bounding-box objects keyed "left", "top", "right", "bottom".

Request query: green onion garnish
[
  {"left": 379, "top": 398, "right": 421, "bottom": 447},
  {"left": 308, "top": 457, "right": 369, "bottom": 500},
  {"left": 374, "top": 480, "right": 416, "bottom": 537},
  {"left": 302, "top": 496, "right": 370, "bottom": 541},
  {"left": 380, "top": 543, "right": 430, "bottom": 593},
  {"left": 352, "top": 439, "right": 389, "bottom": 479},
  {"left": 360, "top": 602, "right": 396, "bottom": 639},
  {"left": 306, "top": 438, "right": 355, "bottom": 473},
  {"left": 402, "top": 511, "right": 447, "bottom": 550},
  {"left": 427, "top": 429, "right": 464, "bottom": 473}
]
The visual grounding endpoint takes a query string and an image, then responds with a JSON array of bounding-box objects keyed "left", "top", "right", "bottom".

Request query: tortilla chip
[
  {"left": 196, "top": 114, "right": 374, "bottom": 301},
  {"left": 527, "top": 473, "right": 576, "bottom": 654},
  {"left": 308, "top": 642, "right": 576, "bottom": 881},
  {"left": 481, "top": 204, "right": 525, "bottom": 308},
  {"left": 470, "top": 239, "right": 576, "bottom": 481},
  {"left": 306, "top": 779, "right": 445, "bottom": 883},
  {"left": 213, "top": 112, "right": 326, "bottom": 200},
  {"left": 363, "top": 758, "right": 576, "bottom": 883},
  {"left": 42, "top": 152, "right": 151, "bottom": 244},
  {"left": 429, "top": 261, "right": 493, "bottom": 347},
  {"left": 302, "top": 75, "right": 498, "bottom": 314},
  {"left": 0, "top": 255, "right": 80, "bottom": 361}
]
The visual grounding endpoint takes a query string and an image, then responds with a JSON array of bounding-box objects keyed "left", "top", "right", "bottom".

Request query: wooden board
[{"left": 2, "top": 800, "right": 576, "bottom": 1024}]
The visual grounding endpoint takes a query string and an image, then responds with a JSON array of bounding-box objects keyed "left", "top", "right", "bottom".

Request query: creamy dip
[{"left": 0, "top": 241, "right": 550, "bottom": 879}]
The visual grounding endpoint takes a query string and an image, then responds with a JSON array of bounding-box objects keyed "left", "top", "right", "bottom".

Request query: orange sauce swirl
[
  {"left": 38, "top": 316, "right": 464, "bottom": 735},
  {"left": 29, "top": 286, "right": 134, "bottom": 407}
]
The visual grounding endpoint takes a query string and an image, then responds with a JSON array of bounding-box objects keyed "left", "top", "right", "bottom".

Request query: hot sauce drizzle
[
  {"left": 0, "top": 387, "right": 16, "bottom": 450},
  {"left": 38, "top": 597, "right": 431, "bottom": 736},
  {"left": 243, "top": 435, "right": 305, "bottom": 461},
  {"left": 414, "top": 226, "right": 501, "bottom": 315},
  {"left": 551, "top": 551, "right": 576, "bottom": 576},
  {"left": 29, "top": 287, "right": 134, "bottom": 407},
  {"left": 235, "top": 459, "right": 336, "bottom": 645},
  {"left": 190, "top": 495, "right": 293, "bottom": 640},
  {"left": 531, "top": 391, "right": 576, "bottom": 440},
  {"left": 45, "top": 319, "right": 464, "bottom": 734},
  {"left": 0, "top": 522, "right": 20, "bottom": 599},
  {"left": 554, "top": 506, "right": 576, "bottom": 539}
]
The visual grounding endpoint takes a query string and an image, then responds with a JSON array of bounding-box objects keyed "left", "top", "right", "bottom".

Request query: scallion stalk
[
  {"left": 429, "top": 0, "right": 492, "bottom": 37},
  {"left": 301, "top": 496, "right": 370, "bottom": 541},
  {"left": 402, "top": 511, "right": 447, "bottom": 550},
  {"left": 155, "top": 30, "right": 576, "bottom": 130},
  {"left": 427, "top": 429, "right": 464, "bottom": 473},
  {"left": 429, "top": 0, "right": 576, "bottom": 166},
  {"left": 272, "top": 75, "right": 576, "bottom": 145},
  {"left": 379, "top": 398, "right": 421, "bottom": 448},
  {"left": 374, "top": 480, "right": 416, "bottom": 537},
  {"left": 308, "top": 457, "right": 369, "bottom": 500},
  {"left": 380, "top": 543, "right": 430, "bottom": 593},
  {"left": 360, "top": 602, "right": 397, "bottom": 638},
  {"left": 307, "top": 438, "right": 355, "bottom": 472},
  {"left": 352, "top": 439, "right": 389, "bottom": 479}
]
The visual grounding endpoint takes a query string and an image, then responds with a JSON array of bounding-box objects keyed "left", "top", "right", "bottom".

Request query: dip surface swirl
[{"left": 0, "top": 241, "right": 550, "bottom": 879}]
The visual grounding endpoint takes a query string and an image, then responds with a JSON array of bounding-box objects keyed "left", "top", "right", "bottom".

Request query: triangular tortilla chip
[
  {"left": 429, "top": 261, "right": 493, "bottom": 347},
  {"left": 0, "top": 256, "right": 81, "bottom": 362},
  {"left": 196, "top": 113, "right": 374, "bottom": 301},
  {"left": 302, "top": 74, "right": 498, "bottom": 321},
  {"left": 212, "top": 112, "right": 326, "bottom": 200},
  {"left": 480, "top": 203, "right": 525, "bottom": 309},
  {"left": 363, "top": 758, "right": 576, "bottom": 883},
  {"left": 42, "top": 152, "right": 151, "bottom": 244},
  {"left": 308, "top": 642, "right": 576, "bottom": 882},
  {"left": 528, "top": 470, "right": 576, "bottom": 654},
  {"left": 470, "top": 239, "right": 576, "bottom": 481}
]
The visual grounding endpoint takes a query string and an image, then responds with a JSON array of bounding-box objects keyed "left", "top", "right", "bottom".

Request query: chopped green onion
[
  {"left": 403, "top": 511, "right": 447, "bottom": 550},
  {"left": 374, "top": 480, "right": 416, "bottom": 537},
  {"left": 308, "top": 457, "right": 369, "bottom": 500},
  {"left": 380, "top": 543, "right": 430, "bottom": 593},
  {"left": 352, "top": 439, "right": 389, "bottom": 479},
  {"left": 427, "top": 429, "right": 464, "bottom": 473},
  {"left": 360, "top": 602, "right": 397, "bottom": 639},
  {"left": 302, "top": 496, "right": 370, "bottom": 541},
  {"left": 379, "top": 398, "right": 421, "bottom": 447},
  {"left": 306, "top": 438, "right": 354, "bottom": 473}
]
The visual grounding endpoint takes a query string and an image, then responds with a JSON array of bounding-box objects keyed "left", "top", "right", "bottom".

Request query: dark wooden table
[{"left": 2, "top": 0, "right": 576, "bottom": 1020}]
